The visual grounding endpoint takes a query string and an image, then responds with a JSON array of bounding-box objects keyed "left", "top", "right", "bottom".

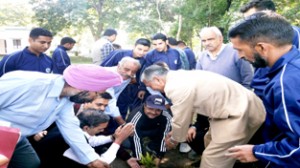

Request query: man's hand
[
  {"left": 165, "top": 132, "right": 178, "bottom": 150},
  {"left": 0, "top": 154, "right": 9, "bottom": 166},
  {"left": 225, "top": 145, "right": 258, "bottom": 163},
  {"left": 114, "top": 116, "right": 126, "bottom": 125},
  {"left": 33, "top": 130, "right": 47, "bottom": 141},
  {"left": 137, "top": 91, "right": 145, "bottom": 100},
  {"left": 87, "top": 159, "right": 109, "bottom": 168},
  {"left": 154, "top": 157, "right": 161, "bottom": 167},
  {"left": 126, "top": 157, "right": 141, "bottom": 168},
  {"left": 130, "top": 78, "right": 137, "bottom": 84},
  {"left": 186, "top": 127, "right": 196, "bottom": 142},
  {"left": 113, "top": 123, "right": 134, "bottom": 145}
]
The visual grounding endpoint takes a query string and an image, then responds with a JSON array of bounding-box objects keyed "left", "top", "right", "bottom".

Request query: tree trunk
[
  {"left": 88, "top": 0, "right": 104, "bottom": 40},
  {"left": 156, "top": 0, "right": 164, "bottom": 32},
  {"left": 176, "top": 14, "right": 182, "bottom": 40}
]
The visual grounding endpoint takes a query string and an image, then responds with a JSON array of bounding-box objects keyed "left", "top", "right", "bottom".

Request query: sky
[{"left": 0, "top": 0, "right": 29, "bottom": 5}]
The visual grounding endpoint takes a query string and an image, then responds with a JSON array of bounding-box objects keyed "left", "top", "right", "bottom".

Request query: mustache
[{"left": 69, "top": 91, "right": 93, "bottom": 104}]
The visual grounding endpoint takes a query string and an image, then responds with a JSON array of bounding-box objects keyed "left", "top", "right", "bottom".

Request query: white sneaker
[{"left": 179, "top": 142, "right": 191, "bottom": 153}]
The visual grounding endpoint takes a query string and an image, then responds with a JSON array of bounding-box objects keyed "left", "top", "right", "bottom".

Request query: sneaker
[{"left": 179, "top": 142, "right": 191, "bottom": 153}]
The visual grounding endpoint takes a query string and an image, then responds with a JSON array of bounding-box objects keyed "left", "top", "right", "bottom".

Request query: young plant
[{"left": 139, "top": 152, "right": 156, "bottom": 168}]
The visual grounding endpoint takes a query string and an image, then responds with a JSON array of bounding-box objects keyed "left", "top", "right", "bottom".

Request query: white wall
[{"left": 0, "top": 27, "right": 30, "bottom": 55}]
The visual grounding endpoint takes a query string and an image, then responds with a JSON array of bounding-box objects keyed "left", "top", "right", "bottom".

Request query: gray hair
[
  {"left": 199, "top": 26, "right": 223, "bottom": 38},
  {"left": 141, "top": 64, "right": 169, "bottom": 82},
  {"left": 118, "top": 56, "right": 141, "bottom": 69}
]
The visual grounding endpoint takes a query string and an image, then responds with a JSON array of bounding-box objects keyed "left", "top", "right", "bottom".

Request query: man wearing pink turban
[{"left": 0, "top": 64, "right": 132, "bottom": 168}]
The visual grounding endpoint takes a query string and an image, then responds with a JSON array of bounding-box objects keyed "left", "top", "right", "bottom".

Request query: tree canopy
[{"left": 1, "top": 0, "right": 299, "bottom": 47}]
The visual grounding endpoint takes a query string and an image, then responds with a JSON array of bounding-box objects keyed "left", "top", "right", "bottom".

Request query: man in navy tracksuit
[
  {"left": 143, "top": 33, "right": 182, "bottom": 70},
  {"left": 177, "top": 40, "right": 197, "bottom": 69},
  {"left": 52, "top": 37, "right": 76, "bottom": 74},
  {"left": 101, "top": 38, "right": 151, "bottom": 120},
  {"left": 126, "top": 95, "right": 172, "bottom": 166},
  {"left": 0, "top": 27, "right": 55, "bottom": 77},
  {"left": 227, "top": 12, "right": 300, "bottom": 167},
  {"left": 240, "top": 0, "right": 300, "bottom": 99}
]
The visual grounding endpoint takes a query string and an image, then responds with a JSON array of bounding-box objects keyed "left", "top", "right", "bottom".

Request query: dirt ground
[
  {"left": 110, "top": 148, "right": 260, "bottom": 168},
  {"left": 111, "top": 148, "right": 196, "bottom": 168}
]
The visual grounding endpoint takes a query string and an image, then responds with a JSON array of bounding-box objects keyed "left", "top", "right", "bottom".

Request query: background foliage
[{"left": 0, "top": 0, "right": 299, "bottom": 48}]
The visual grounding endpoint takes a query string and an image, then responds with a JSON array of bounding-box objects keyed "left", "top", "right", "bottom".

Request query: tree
[
  {"left": 0, "top": 1, "right": 33, "bottom": 26},
  {"left": 28, "top": 0, "right": 300, "bottom": 46}
]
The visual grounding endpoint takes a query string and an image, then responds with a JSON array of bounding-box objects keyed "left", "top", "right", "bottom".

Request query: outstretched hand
[
  {"left": 225, "top": 145, "right": 258, "bottom": 163},
  {"left": 165, "top": 132, "right": 178, "bottom": 150},
  {"left": 113, "top": 123, "right": 134, "bottom": 144},
  {"left": 87, "top": 159, "right": 109, "bottom": 168}
]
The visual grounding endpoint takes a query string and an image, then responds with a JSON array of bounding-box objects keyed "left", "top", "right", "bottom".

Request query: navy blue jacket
[
  {"left": 52, "top": 45, "right": 71, "bottom": 74},
  {"left": 0, "top": 47, "right": 54, "bottom": 77},
  {"left": 144, "top": 47, "right": 182, "bottom": 70},
  {"left": 183, "top": 47, "right": 196, "bottom": 69},
  {"left": 251, "top": 26, "right": 300, "bottom": 98},
  {"left": 253, "top": 46, "right": 300, "bottom": 167}
]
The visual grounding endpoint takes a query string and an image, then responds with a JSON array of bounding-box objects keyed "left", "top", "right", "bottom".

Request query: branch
[{"left": 156, "top": 0, "right": 164, "bottom": 32}]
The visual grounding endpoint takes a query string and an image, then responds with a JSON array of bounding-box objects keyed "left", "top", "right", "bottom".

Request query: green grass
[
  {"left": 70, "top": 56, "right": 92, "bottom": 64},
  {"left": 0, "top": 55, "right": 92, "bottom": 64}
]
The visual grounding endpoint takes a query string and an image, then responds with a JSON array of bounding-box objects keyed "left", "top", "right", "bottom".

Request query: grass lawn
[
  {"left": 70, "top": 56, "right": 92, "bottom": 64},
  {"left": 0, "top": 55, "right": 92, "bottom": 64}
]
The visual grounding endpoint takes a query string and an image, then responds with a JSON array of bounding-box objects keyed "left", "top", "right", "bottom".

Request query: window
[
  {"left": 0, "top": 39, "right": 7, "bottom": 54},
  {"left": 13, "top": 39, "right": 21, "bottom": 49}
]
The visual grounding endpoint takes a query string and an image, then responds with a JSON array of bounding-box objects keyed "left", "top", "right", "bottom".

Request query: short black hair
[
  {"left": 60, "top": 37, "right": 76, "bottom": 45},
  {"left": 240, "top": 0, "right": 276, "bottom": 13},
  {"left": 77, "top": 109, "right": 110, "bottom": 129},
  {"left": 135, "top": 38, "right": 151, "bottom": 47},
  {"left": 152, "top": 33, "right": 167, "bottom": 41},
  {"left": 103, "top": 28, "right": 117, "bottom": 36},
  {"left": 112, "top": 43, "right": 122, "bottom": 49},
  {"left": 98, "top": 92, "right": 112, "bottom": 100},
  {"left": 167, "top": 37, "right": 178, "bottom": 45},
  {"left": 228, "top": 12, "right": 293, "bottom": 47},
  {"left": 177, "top": 40, "right": 186, "bottom": 46},
  {"left": 30, "top": 27, "right": 53, "bottom": 39}
]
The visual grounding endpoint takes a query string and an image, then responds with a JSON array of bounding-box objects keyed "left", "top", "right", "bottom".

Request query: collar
[
  {"left": 83, "top": 131, "right": 91, "bottom": 139},
  {"left": 58, "top": 45, "right": 67, "bottom": 50},
  {"left": 207, "top": 44, "right": 225, "bottom": 60},
  {"left": 24, "top": 47, "right": 44, "bottom": 57},
  {"left": 47, "top": 76, "right": 65, "bottom": 98},
  {"left": 268, "top": 46, "right": 300, "bottom": 76}
]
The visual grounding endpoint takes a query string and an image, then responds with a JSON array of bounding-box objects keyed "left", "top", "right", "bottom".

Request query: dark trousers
[
  {"left": 8, "top": 138, "right": 40, "bottom": 168},
  {"left": 187, "top": 130, "right": 207, "bottom": 155}
]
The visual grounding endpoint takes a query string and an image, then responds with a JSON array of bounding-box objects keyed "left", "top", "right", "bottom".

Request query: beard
[
  {"left": 69, "top": 91, "right": 93, "bottom": 104},
  {"left": 251, "top": 52, "right": 268, "bottom": 68}
]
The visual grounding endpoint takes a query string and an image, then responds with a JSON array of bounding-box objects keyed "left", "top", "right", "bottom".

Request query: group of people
[{"left": 1, "top": 0, "right": 300, "bottom": 168}]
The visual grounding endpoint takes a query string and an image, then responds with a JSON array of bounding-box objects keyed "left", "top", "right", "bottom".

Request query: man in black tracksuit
[{"left": 126, "top": 95, "right": 172, "bottom": 162}]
